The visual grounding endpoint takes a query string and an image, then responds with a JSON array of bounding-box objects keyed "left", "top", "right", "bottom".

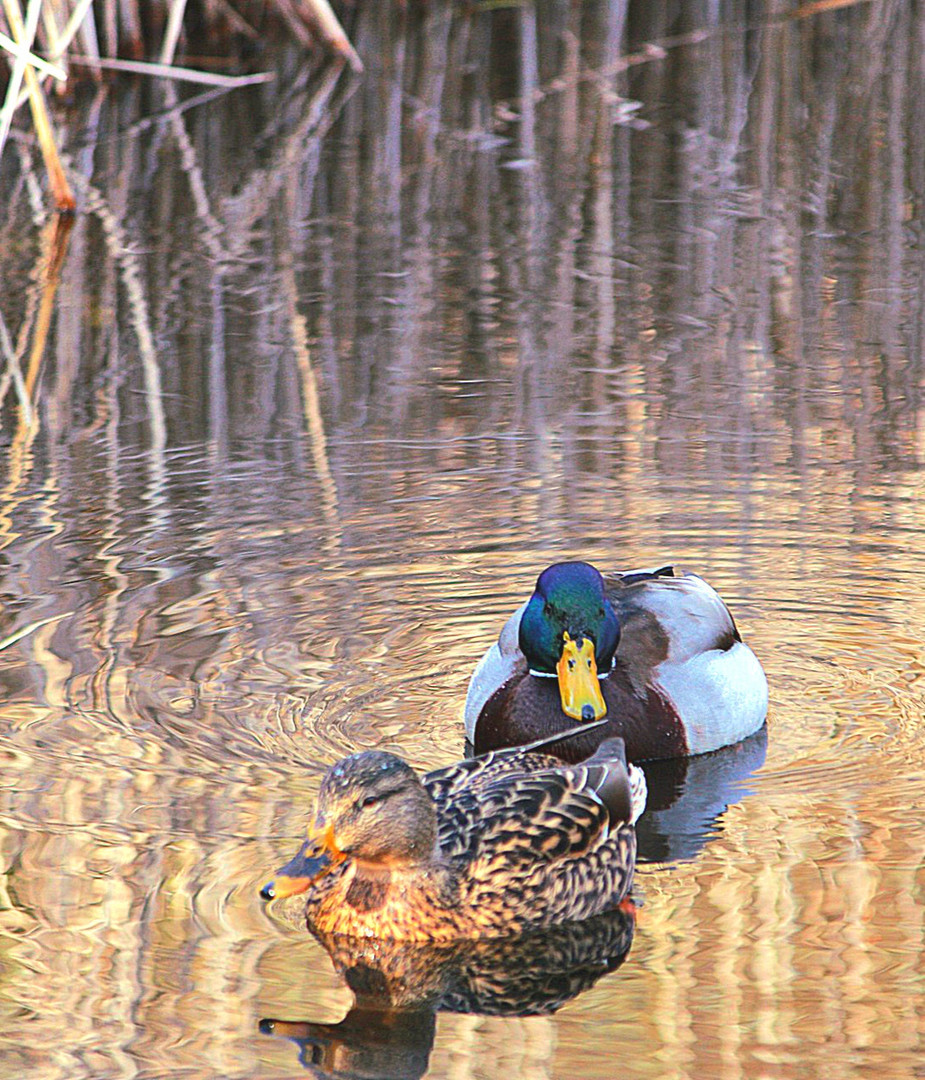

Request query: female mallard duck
[
  {"left": 465, "top": 562, "right": 768, "bottom": 763},
  {"left": 260, "top": 734, "right": 646, "bottom": 942}
]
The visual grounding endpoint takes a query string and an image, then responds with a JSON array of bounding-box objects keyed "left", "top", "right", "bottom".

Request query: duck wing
[
  {"left": 424, "top": 749, "right": 560, "bottom": 808},
  {"left": 445, "top": 764, "right": 639, "bottom": 930},
  {"left": 439, "top": 768, "right": 613, "bottom": 865},
  {"left": 424, "top": 721, "right": 612, "bottom": 809},
  {"left": 571, "top": 737, "right": 646, "bottom": 826},
  {"left": 433, "top": 738, "right": 643, "bottom": 862},
  {"left": 607, "top": 568, "right": 740, "bottom": 656},
  {"left": 463, "top": 601, "right": 528, "bottom": 733},
  {"left": 605, "top": 569, "right": 768, "bottom": 755},
  {"left": 605, "top": 568, "right": 741, "bottom": 694}
]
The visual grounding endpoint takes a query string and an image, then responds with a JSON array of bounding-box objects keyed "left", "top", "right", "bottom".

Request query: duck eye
[{"left": 568, "top": 658, "right": 576, "bottom": 671}]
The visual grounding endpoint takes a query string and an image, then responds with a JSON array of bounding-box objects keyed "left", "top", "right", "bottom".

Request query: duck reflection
[
  {"left": 260, "top": 902, "right": 635, "bottom": 1079},
  {"left": 260, "top": 1010, "right": 435, "bottom": 1080},
  {"left": 634, "top": 725, "right": 768, "bottom": 863}
]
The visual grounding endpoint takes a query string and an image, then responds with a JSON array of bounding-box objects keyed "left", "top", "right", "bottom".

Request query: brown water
[{"left": 0, "top": 2, "right": 923, "bottom": 1077}]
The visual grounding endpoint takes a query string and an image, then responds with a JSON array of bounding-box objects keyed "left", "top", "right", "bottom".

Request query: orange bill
[
  {"left": 260, "top": 827, "right": 342, "bottom": 901},
  {"left": 556, "top": 631, "right": 607, "bottom": 721}
]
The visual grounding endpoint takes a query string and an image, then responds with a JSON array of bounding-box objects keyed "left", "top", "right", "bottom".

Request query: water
[{"left": 0, "top": 2, "right": 923, "bottom": 1077}]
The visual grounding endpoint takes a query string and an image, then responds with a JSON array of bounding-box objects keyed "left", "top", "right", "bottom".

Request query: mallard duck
[
  {"left": 260, "top": 733, "right": 646, "bottom": 942},
  {"left": 465, "top": 562, "right": 768, "bottom": 763}
]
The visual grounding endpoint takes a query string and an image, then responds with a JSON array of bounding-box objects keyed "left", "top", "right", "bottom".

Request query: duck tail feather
[
  {"left": 577, "top": 738, "right": 631, "bottom": 824},
  {"left": 628, "top": 764, "right": 648, "bottom": 824}
]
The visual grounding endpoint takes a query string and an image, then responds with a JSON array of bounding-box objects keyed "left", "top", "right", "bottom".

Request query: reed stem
[{"left": 1, "top": 0, "right": 75, "bottom": 211}]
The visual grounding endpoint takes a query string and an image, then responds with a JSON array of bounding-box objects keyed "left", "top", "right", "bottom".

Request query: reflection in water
[
  {"left": 0, "top": 1, "right": 924, "bottom": 1077},
  {"left": 636, "top": 726, "right": 768, "bottom": 863},
  {"left": 261, "top": 906, "right": 634, "bottom": 1078},
  {"left": 264, "top": 1010, "right": 436, "bottom": 1080}
]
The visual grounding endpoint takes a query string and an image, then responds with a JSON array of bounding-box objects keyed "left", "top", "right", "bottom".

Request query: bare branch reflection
[{"left": 0, "top": 3, "right": 923, "bottom": 1078}]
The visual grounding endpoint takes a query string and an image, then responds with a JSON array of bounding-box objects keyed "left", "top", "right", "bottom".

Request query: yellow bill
[{"left": 556, "top": 631, "right": 607, "bottom": 721}]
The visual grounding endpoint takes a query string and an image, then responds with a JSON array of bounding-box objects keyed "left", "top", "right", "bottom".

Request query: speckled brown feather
[{"left": 449, "top": 775, "right": 637, "bottom": 935}]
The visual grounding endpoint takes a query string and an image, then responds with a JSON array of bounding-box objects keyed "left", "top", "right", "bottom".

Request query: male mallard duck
[
  {"left": 260, "top": 734, "right": 646, "bottom": 942},
  {"left": 465, "top": 562, "right": 768, "bottom": 763}
]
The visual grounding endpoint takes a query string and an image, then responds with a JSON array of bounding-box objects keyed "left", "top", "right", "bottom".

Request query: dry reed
[{"left": 0, "top": 0, "right": 360, "bottom": 210}]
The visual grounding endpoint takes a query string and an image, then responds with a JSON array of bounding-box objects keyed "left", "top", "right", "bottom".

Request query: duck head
[
  {"left": 518, "top": 562, "right": 620, "bottom": 723},
  {"left": 261, "top": 752, "right": 438, "bottom": 901}
]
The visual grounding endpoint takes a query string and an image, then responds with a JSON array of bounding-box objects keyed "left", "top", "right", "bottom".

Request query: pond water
[{"left": 0, "top": 2, "right": 923, "bottom": 1078}]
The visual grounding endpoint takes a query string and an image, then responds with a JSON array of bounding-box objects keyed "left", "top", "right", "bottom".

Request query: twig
[
  {"left": 118, "top": 0, "right": 144, "bottom": 59},
  {"left": 35, "top": 0, "right": 98, "bottom": 65},
  {"left": 102, "top": 0, "right": 117, "bottom": 55},
  {"left": 206, "top": 0, "right": 259, "bottom": 40},
  {"left": 0, "top": 0, "right": 44, "bottom": 156},
  {"left": 787, "top": 0, "right": 872, "bottom": 17},
  {"left": 0, "top": 31, "right": 66, "bottom": 80},
  {"left": 39, "top": 0, "right": 62, "bottom": 70},
  {"left": 159, "top": 0, "right": 189, "bottom": 65},
  {"left": 0, "top": 309, "right": 33, "bottom": 424},
  {"left": 1, "top": 0, "right": 74, "bottom": 211},
  {"left": 23, "top": 212, "right": 73, "bottom": 398},
  {"left": 293, "top": 0, "right": 363, "bottom": 71},
  {"left": 12, "top": 0, "right": 98, "bottom": 110},
  {"left": 66, "top": 53, "right": 276, "bottom": 87},
  {"left": 77, "top": 0, "right": 103, "bottom": 82},
  {"left": 271, "top": 0, "right": 315, "bottom": 48}
]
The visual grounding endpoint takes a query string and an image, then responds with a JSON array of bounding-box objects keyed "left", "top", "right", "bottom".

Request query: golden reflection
[
  {"left": 260, "top": 907, "right": 635, "bottom": 1078},
  {"left": 0, "top": 1, "right": 923, "bottom": 1079}
]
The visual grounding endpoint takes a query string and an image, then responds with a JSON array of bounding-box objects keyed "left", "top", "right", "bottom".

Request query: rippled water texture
[{"left": 1, "top": 2, "right": 924, "bottom": 1077}]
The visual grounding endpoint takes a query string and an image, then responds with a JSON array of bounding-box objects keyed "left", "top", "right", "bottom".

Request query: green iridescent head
[{"left": 518, "top": 562, "right": 620, "bottom": 721}]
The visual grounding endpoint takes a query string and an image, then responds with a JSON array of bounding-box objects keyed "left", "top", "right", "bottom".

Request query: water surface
[{"left": 0, "top": 2, "right": 923, "bottom": 1078}]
